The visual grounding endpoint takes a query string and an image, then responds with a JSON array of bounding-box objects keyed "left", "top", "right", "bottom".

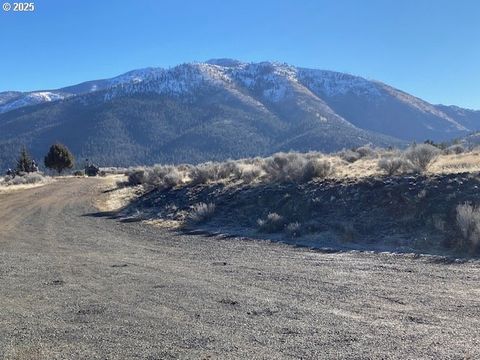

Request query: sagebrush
[
  {"left": 0, "top": 173, "right": 47, "bottom": 186},
  {"left": 456, "top": 203, "right": 480, "bottom": 253},
  {"left": 404, "top": 144, "right": 440, "bottom": 172},
  {"left": 187, "top": 203, "right": 216, "bottom": 224}
]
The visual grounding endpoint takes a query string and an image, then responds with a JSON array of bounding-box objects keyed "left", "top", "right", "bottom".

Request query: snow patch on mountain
[
  {"left": 108, "top": 68, "right": 164, "bottom": 87},
  {"left": 105, "top": 63, "right": 233, "bottom": 99},
  {"left": 226, "top": 62, "right": 299, "bottom": 102},
  {"left": 298, "top": 69, "right": 384, "bottom": 98},
  {"left": 0, "top": 91, "right": 23, "bottom": 106},
  {"left": 0, "top": 91, "right": 70, "bottom": 113}
]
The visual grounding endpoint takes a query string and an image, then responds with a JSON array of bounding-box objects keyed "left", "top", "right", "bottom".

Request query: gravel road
[{"left": 0, "top": 178, "right": 479, "bottom": 359}]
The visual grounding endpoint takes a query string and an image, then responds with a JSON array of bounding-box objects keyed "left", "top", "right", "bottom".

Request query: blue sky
[{"left": 1, "top": 0, "right": 479, "bottom": 108}]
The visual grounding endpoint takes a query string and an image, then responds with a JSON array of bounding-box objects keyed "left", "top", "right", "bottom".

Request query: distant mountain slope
[
  {"left": 0, "top": 59, "right": 478, "bottom": 170},
  {"left": 297, "top": 69, "right": 468, "bottom": 141},
  {"left": 434, "top": 105, "right": 480, "bottom": 132}
]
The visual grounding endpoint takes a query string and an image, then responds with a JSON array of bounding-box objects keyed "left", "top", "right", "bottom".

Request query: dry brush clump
[
  {"left": 257, "top": 212, "right": 286, "bottom": 233},
  {"left": 100, "top": 167, "right": 129, "bottom": 175},
  {"left": 0, "top": 173, "right": 47, "bottom": 186},
  {"left": 125, "top": 165, "right": 186, "bottom": 189},
  {"left": 121, "top": 143, "right": 477, "bottom": 191},
  {"left": 261, "top": 152, "right": 332, "bottom": 183},
  {"left": 456, "top": 202, "right": 480, "bottom": 253},
  {"left": 378, "top": 157, "right": 412, "bottom": 176},
  {"left": 187, "top": 202, "right": 216, "bottom": 224},
  {"left": 337, "top": 145, "right": 379, "bottom": 163},
  {"left": 443, "top": 144, "right": 466, "bottom": 155},
  {"left": 377, "top": 144, "right": 441, "bottom": 175},
  {"left": 404, "top": 143, "right": 441, "bottom": 172},
  {"left": 123, "top": 152, "right": 334, "bottom": 189},
  {"left": 285, "top": 221, "right": 302, "bottom": 237}
]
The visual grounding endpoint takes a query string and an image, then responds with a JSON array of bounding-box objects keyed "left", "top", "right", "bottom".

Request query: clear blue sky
[{"left": 1, "top": 0, "right": 479, "bottom": 109}]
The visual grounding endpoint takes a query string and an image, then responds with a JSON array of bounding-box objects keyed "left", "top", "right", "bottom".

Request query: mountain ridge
[{"left": 0, "top": 59, "right": 478, "bottom": 171}]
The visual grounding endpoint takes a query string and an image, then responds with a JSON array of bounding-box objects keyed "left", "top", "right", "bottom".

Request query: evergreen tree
[
  {"left": 16, "top": 147, "right": 33, "bottom": 173},
  {"left": 44, "top": 143, "right": 75, "bottom": 174}
]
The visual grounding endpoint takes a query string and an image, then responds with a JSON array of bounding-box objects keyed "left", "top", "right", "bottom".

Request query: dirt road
[{"left": 0, "top": 178, "right": 479, "bottom": 359}]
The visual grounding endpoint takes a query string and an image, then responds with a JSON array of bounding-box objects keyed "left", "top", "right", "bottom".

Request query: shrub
[
  {"left": 216, "top": 161, "right": 238, "bottom": 180},
  {"left": 144, "top": 165, "right": 170, "bottom": 186},
  {"left": 74, "top": 170, "right": 84, "bottom": 177},
  {"left": 444, "top": 144, "right": 465, "bottom": 155},
  {"left": 125, "top": 165, "right": 186, "bottom": 189},
  {"left": 337, "top": 146, "right": 377, "bottom": 163},
  {"left": 355, "top": 145, "right": 378, "bottom": 158},
  {"left": 145, "top": 165, "right": 180, "bottom": 188},
  {"left": 404, "top": 144, "right": 440, "bottom": 172},
  {"left": 285, "top": 222, "right": 302, "bottom": 237},
  {"left": 3, "top": 173, "right": 46, "bottom": 186},
  {"left": 262, "top": 154, "right": 291, "bottom": 181},
  {"left": 262, "top": 153, "right": 332, "bottom": 183},
  {"left": 338, "top": 149, "right": 360, "bottom": 163},
  {"left": 22, "top": 173, "right": 45, "bottom": 184},
  {"left": 257, "top": 212, "right": 286, "bottom": 233},
  {"left": 303, "top": 158, "right": 332, "bottom": 181},
  {"left": 99, "top": 167, "right": 128, "bottom": 175},
  {"left": 378, "top": 157, "right": 409, "bottom": 176},
  {"left": 2, "top": 175, "right": 13, "bottom": 184},
  {"left": 187, "top": 202, "right": 216, "bottom": 224},
  {"left": 161, "top": 168, "right": 183, "bottom": 188},
  {"left": 456, "top": 203, "right": 480, "bottom": 253},
  {"left": 424, "top": 139, "right": 447, "bottom": 150},
  {"left": 126, "top": 169, "right": 146, "bottom": 186},
  {"left": 230, "top": 162, "right": 263, "bottom": 183},
  {"left": 189, "top": 163, "right": 220, "bottom": 185}
]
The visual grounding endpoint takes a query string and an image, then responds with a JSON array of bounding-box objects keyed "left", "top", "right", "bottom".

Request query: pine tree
[
  {"left": 44, "top": 143, "right": 75, "bottom": 174},
  {"left": 16, "top": 147, "right": 33, "bottom": 173}
]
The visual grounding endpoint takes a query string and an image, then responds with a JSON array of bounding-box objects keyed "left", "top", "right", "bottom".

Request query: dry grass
[
  {"left": 338, "top": 150, "right": 480, "bottom": 178},
  {"left": 144, "top": 219, "right": 183, "bottom": 229},
  {"left": 0, "top": 182, "right": 50, "bottom": 193},
  {"left": 332, "top": 157, "right": 380, "bottom": 179},
  {"left": 429, "top": 152, "right": 480, "bottom": 174},
  {"left": 94, "top": 175, "right": 141, "bottom": 212}
]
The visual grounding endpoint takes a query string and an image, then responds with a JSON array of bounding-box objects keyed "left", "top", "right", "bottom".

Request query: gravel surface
[{"left": 0, "top": 178, "right": 479, "bottom": 359}]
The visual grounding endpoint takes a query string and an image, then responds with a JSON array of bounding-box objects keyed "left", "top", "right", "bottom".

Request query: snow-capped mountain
[
  {"left": 0, "top": 59, "right": 478, "bottom": 170},
  {"left": 0, "top": 91, "right": 71, "bottom": 114},
  {"left": 101, "top": 60, "right": 475, "bottom": 139},
  {"left": 0, "top": 68, "right": 164, "bottom": 114}
]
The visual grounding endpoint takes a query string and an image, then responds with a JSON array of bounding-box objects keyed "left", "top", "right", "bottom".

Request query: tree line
[{"left": 8, "top": 143, "right": 75, "bottom": 176}]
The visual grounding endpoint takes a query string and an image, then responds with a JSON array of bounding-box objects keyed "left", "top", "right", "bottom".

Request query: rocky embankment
[{"left": 117, "top": 172, "right": 480, "bottom": 256}]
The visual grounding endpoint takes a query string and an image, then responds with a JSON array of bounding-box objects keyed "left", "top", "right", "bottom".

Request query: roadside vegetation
[
  {"left": 1, "top": 142, "right": 76, "bottom": 190},
  {"left": 121, "top": 142, "right": 477, "bottom": 189},
  {"left": 0, "top": 147, "right": 48, "bottom": 189},
  {"left": 107, "top": 141, "right": 480, "bottom": 256},
  {"left": 0, "top": 172, "right": 48, "bottom": 187}
]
